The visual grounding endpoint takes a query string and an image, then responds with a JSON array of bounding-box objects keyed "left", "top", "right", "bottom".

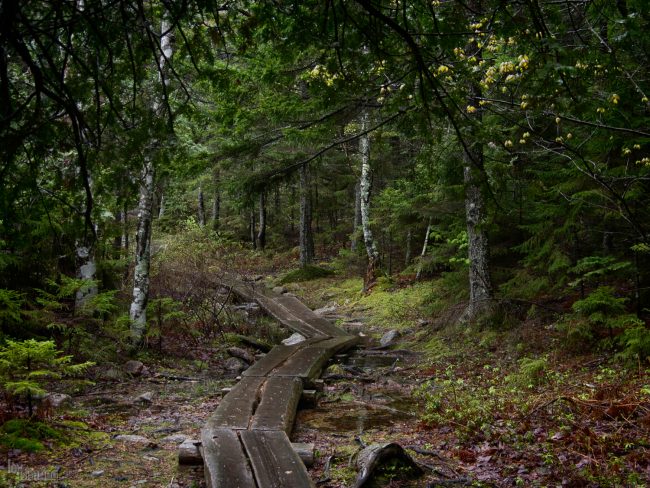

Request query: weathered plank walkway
[{"left": 200, "top": 276, "right": 358, "bottom": 488}]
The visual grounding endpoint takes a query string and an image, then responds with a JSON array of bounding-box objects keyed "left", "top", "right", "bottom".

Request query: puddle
[{"left": 298, "top": 395, "right": 416, "bottom": 434}]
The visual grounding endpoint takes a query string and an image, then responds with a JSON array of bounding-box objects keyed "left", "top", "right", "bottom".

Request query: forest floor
[{"left": 2, "top": 267, "right": 649, "bottom": 487}]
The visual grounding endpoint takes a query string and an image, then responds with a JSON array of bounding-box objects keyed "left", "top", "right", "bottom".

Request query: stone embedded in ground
[
  {"left": 133, "top": 391, "right": 154, "bottom": 404},
  {"left": 224, "top": 357, "right": 248, "bottom": 373},
  {"left": 313, "top": 305, "right": 337, "bottom": 316},
  {"left": 227, "top": 346, "right": 254, "bottom": 364},
  {"left": 282, "top": 332, "right": 306, "bottom": 346},
  {"left": 380, "top": 329, "right": 401, "bottom": 347},
  {"left": 125, "top": 360, "right": 146, "bottom": 376},
  {"left": 161, "top": 433, "right": 188, "bottom": 444},
  {"left": 178, "top": 439, "right": 203, "bottom": 465},
  {"left": 272, "top": 285, "right": 288, "bottom": 294},
  {"left": 42, "top": 392, "right": 72, "bottom": 409},
  {"left": 114, "top": 434, "right": 151, "bottom": 444},
  {"left": 91, "top": 470, "right": 104, "bottom": 477}
]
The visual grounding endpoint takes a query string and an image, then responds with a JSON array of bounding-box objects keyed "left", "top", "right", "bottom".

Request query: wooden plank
[
  {"left": 254, "top": 295, "right": 323, "bottom": 337},
  {"left": 275, "top": 296, "right": 348, "bottom": 337},
  {"left": 242, "top": 344, "right": 298, "bottom": 377},
  {"left": 250, "top": 377, "right": 303, "bottom": 433},
  {"left": 201, "top": 428, "right": 255, "bottom": 488},
  {"left": 241, "top": 430, "right": 315, "bottom": 488},
  {"left": 205, "top": 376, "right": 264, "bottom": 430},
  {"left": 273, "top": 335, "right": 359, "bottom": 380}
]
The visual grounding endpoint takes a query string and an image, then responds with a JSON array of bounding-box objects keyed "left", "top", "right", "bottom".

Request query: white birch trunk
[
  {"left": 351, "top": 181, "right": 361, "bottom": 252},
  {"left": 359, "top": 110, "right": 379, "bottom": 290},
  {"left": 158, "top": 193, "right": 165, "bottom": 218},
  {"left": 257, "top": 191, "right": 267, "bottom": 250},
  {"left": 74, "top": 242, "right": 97, "bottom": 311},
  {"left": 130, "top": 159, "right": 154, "bottom": 341},
  {"left": 416, "top": 218, "right": 432, "bottom": 281},
  {"left": 129, "top": 17, "right": 172, "bottom": 345}
]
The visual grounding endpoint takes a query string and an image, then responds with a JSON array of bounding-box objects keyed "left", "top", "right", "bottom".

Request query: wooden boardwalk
[{"left": 201, "top": 277, "right": 358, "bottom": 488}]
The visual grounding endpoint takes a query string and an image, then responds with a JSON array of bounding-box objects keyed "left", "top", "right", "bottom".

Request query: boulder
[
  {"left": 380, "top": 329, "right": 401, "bottom": 348},
  {"left": 223, "top": 357, "right": 248, "bottom": 374},
  {"left": 226, "top": 347, "right": 254, "bottom": 365},
  {"left": 114, "top": 434, "right": 151, "bottom": 444},
  {"left": 125, "top": 360, "right": 146, "bottom": 376},
  {"left": 272, "top": 286, "right": 288, "bottom": 294},
  {"left": 133, "top": 391, "right": 154, "bottom": 404},
  {"left": 313, "top": 305, "right": 337, "bottom": 316}
]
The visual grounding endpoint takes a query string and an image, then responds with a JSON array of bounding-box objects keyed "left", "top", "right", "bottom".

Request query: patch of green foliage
[
  {"left": 559, "top": 287, "right": 646, "bottom": 364},
  {"left": 278, "top": 266, "right": 334, "bottom": 284},
  {"left": 0, "top": 419, "right": 62, "bottom": 452},
  {"left": 0, "top": 339, "right": 94, "bottom": 416}
]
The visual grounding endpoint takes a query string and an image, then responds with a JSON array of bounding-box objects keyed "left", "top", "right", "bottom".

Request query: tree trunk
[
  {"left": 129, "top": 158, "right": 154, "bottom": 343},
  {"left": 74, "top": 241, "right": 97, "bottom": 311},
  {"left": 405, "top": 228, "right": 412, "bottom": 266},
  {"left": 158, "top": 193, "right": 165, "bottom": 218},
  {"left": 197, "top": 186, "right": 205, "bottom": 226},
  {"left": 257, "top": 191, "right": 267, "bottom": 251},
  {"left": 359, "top": 110, "right": 379, "bottom": 291},
  {"left": 351, "top": 180, "right": 361, "bottom": 252},
  {"left": 250, "top": 207, "right": 257, "bottom": 250},
  {"left": 462, "top": 82, "right": 493, "bottom": 319},
  {"left": 299, "top": 163, "right": 314, "bottom": 267},
  {"left": 129, "top": 16, "right": 172, "bottom": 346},
  {"left": 121, "top": 201, "right": 129, "bottom": 253},
  {"left": 211, "top": 169, "right": 220, "bottom": 231},
  {"left": 416, "top": 218, "right": 432, "bottom": 281}
]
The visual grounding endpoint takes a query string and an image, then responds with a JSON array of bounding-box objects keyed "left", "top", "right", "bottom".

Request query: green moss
[
  {"left": 0, "top": 419, "right": 62, "bottom": 452},
  {"left": 278, "top": 266, "right": 334, "bottom": 284}
]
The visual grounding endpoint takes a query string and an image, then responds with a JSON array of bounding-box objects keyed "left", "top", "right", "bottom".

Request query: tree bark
[
  {"left": 158, "top": 193, "right": 165, "bottom": 218},
  {"left": 299, "top": 163, "right": 315, "bottom": 267},
  {"left": 359, "top": 109, "right": 379, "bottom": 291},
  {"left": 211, "top": 169, "right": 220, "bottom": 231},
  {"left": 129, "top": 158, "right": 154, "bottom": 342},
  {"left": 257, "top": 190, "right": 267, "bottom": 250},
  {"left": 416, "top": 218, "right": 432, "bottom": 281},
  {"left": 404, "top": 228, "right": 412, "bottom": 266},
  {"left": 197, "top": 186, "right": 205, "bottom": 226},
  {"left": 351, "top": 180, "right": 361, "bottom": 252},
  {"left": 250, "top": 207, "right": 257, "bottom": 250},
  {"left": 129, "top": 16, "right": 172, "bottom": 345},
  {"left": 462, "top": 80, "right": 493, "bottom": 319}
]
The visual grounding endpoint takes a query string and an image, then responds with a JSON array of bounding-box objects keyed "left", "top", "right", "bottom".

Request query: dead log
[{"left": 352, "top": 442, "right": 423, "bottom": 488}]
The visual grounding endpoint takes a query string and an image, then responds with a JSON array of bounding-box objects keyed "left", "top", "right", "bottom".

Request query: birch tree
[
  {"left": 129, "top": 16, "right": 173, "bottom": 345},
  {"left": 359, "top": 109, "right": 380, "bottom": 290}
]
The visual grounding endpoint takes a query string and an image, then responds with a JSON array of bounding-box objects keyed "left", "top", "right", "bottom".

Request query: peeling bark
[
  {"left": 359, "top": 110, "right": 379, "bottom": 291},
  {"left": 129, "top": 158, "right": 154, "bottom": 342}
]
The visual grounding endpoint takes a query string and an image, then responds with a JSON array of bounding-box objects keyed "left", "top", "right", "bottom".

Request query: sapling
[{"left": 0, "top": 339, "right": 94, "bottom": 417}]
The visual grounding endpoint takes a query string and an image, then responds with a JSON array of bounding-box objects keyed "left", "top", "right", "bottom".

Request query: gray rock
[
  {"left": 380, "top": 329, "right": 401, "bottom": 347},
  {"left": 91, "top": 470, "right": 104, "bottom": 477},
  {"left": 227, "top": 347, "right": 254, "bottom": 365},
  {"left": 223, "top": 357, "right": 247, "bottom": 373},
  {"left": 133, "top": 391, "right": 154, "bottom": 404},
  {"left": 282, "top": 332, "right": 306, "bottom": 346},
  {"left": 101, "top": 368, "right": 124, "bottom": 381},
  {"left": 313, "top": 305, "right": 337, "bottom": 316},
  {"left": 272, "top": 286, "right": 288, "bottom": 294},
  {"left": 161, "top": 434, "right": 188, "bottom": 444},
  {"left": 42, "top": 393, "right": 72, "bottom": 409},
  {"left": 114, "top": 434, "right": 150, "bottom": 444},
  {"left": 125, "top": 360, "right": 146, "bottom": 376}
]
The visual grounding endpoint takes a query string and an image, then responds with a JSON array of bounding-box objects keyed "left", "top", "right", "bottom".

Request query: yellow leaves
[
  {"left": 637, "top": 157, "right": 650, "bottom": 166},
  {"left": 610, "top": 94, "right": 620, "bottom": 105},
  {"left": 596, "top": 107, "right": 606, "bottom": 114},
  {"left": 504, "top": 140, "right": 513, "bottom": 148},
  {"left": 566, "top": 133, "right": 573, "bottom": 140},
  {"left": 642, "top": 96, "right": 648, "bottom": 103},
  {"left": 520, "top": 101, "right": 529, "bottom": 110},
  {"left": 479, "top": 100, "right": 488, "bottom": 106},
  {"left": 555, "top": 136, "right": 564, "bottom": 143},
  {"left": 437, "top": 65, "right": 450, "bottom": 74},
  {"left": 633, "top": 144, "right": 641, "bottom": 150},
  {"left": 469, "top": 21, "right": 484, "bottom": 31},
  {"left": 519, "top": 139, "right": 527, "bottom": 145},
  {"left": 555, "top": 117, "right": 561, "bottom": 124},
  {"left": 466, "top": 105, "right": 477, "bottom": 114},
  {"left": 622, "top": 147, "right": 631, "bottom": 156},
  {"left": 505, "top": 74, "right": 517, "bottom": 83},
  {"left": 517, "top": 55, "right": 529, "bottom": 71},
  {"left": 523, "top": 132, "right": 530, "bottom": 138},
  {"left": 498, "top": 61, "right": 515, "bottom": 74}
]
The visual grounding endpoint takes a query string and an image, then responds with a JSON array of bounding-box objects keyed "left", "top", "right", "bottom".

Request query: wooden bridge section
[{"left": 201, "top": 277, "right": 358, "bottom": 488}]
